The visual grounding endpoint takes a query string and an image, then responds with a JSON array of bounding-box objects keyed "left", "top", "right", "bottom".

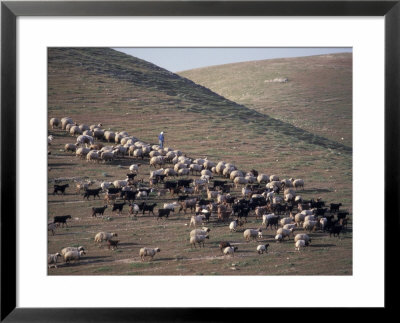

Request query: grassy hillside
[
  {"left": 47, "top": 48, "right": 352, "bottom": 275},
  {"left": 179, "top": 53, "right": 352, "bottom": 147}
]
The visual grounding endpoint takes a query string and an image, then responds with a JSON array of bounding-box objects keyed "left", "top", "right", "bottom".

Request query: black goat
[
  {"left": 53, "top": 184, "right": 69, "bottom": 195},
  {"left": 337, "top": 211, "right": 349, "bottom": 220},
  {"left": 120, "top": 190, "right": 138, "bottom": 202},
  {"left": 53, "top": 215, "right": 72, "bottom": 227},
  {"left": 107, "top": 187, "right": 122, "bottom": 194},
  {"left": 83, "top": 188, "right": 102, "bottom": 200},
  {"left": 177, "top": 179, "right": 193, "bottom": 188},
  {"left": 91, "top": 205, "right": 107, "bottom": 217},
  {"left": 126, "top": 173, "right": 137, "bottom": 180},
  {"left": 330, "top": 203, "right": 342, "bottom": 213},
  {"left": 315, "top": 208, "right": 328, "bottom": 216},
  {"left": 266, "top": 215, "right": 280, "bottom": 230},
  {"left": 157, "top": 208, "right": 172, "bottom": 220},
  {"left": 141, "top": 203, "right": 157, "bottom": 216},
  {"left": 177, "top": 195, "right": 189, "bottom": 201},
  {"left": 329, "top": 224, "right": 343, "bottom": 237},
  {"left": 213, "top": 180, "right": 227, "bottom": 189},
  {"left": 164, "top": 181, "right": 177, "bottom": 190},
  {"left": 112, "top": 202, "right": 126, "bottom": 214}
]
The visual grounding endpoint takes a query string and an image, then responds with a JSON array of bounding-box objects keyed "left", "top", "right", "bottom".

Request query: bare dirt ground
[{"left": 48, "top": 129, "right": 352, "bottom": 276}]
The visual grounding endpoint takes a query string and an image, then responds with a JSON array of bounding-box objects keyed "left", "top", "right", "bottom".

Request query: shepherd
[{"left": 158, "top": 131, "right": 165, "bottom": 148}]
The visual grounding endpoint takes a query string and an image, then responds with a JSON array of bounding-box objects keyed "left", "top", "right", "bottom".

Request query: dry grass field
[
  {"left": 48, "top": 48, "right": 352, "bottom": 275},
  {"left": 180, "top": 53, "right": 352, "bottom": 147}
]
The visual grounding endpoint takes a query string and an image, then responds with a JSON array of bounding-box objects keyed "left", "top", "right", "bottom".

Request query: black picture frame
[{"left": 1, "top": 1, "right": 398, "bottom": 321}]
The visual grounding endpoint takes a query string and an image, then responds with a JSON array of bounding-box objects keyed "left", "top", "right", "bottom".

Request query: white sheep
[
  {"left": 230, "top": 170, "right": 244, "bottom": 180},
  {"left": 49, "top": 117, "right": 60, "bottom": 129},
  {"left": 294, "top": 234, "right": 312, "bottom": 245},
  {"left": 76, "top": 134, "right": 94, "bottom": 146},
  {"left": 262, "top": 213, "right": 277, "bottom": 226},
  {"left": 163, "top": 202, "right": 179, "bottom": 212},
  {"left": 276, "top": 228, "right": 294, "bottom": 240},
  {"left": 86, "top": 150, "right": 99, "bottom": 163},
  {"left": 61, "top": 117, "right": 74, "bottom": 130},
  {"left": 178, "top": 168, "right": 190, "bottom": 176},
  {"left": 189, "top": 215, "right": 204, "bottom": 228},
  {"left": 319, "top": 217, "right": 327, "bottom": 231},
  {"left": 303, "top": 220, "right": 318, "bottom": 232},
  {"left": 190, "top": 227, "right": 210, "bottom": 237},
  {"left": 190, "top": 234, "right": 209, "bottom": 248},
  {"left": 201, "top": 169, "right": 213, "bottom": 178},
  {"left": 100, "top": 181, "right": 113, "bottom": 191},
  {"left": 174, "top": 162, "right": 186, "bottom": 172},
  {"left": 113, "top": 180, "right": 128, "bottom": 188},
  {"left": 283, "top": 223, "right": 296, "bottom": 230},
  {"left": 94, "top": 232, "right": 117, "bottom": 243},
  {"left": 100, "top": 151, "right": 115, "bottom": 162},
  {"left": 48, "top": 222, "right": 58, "bottom": 236},
  {"left": 47, "top": 135, "right": 54, "bottom": 145},
  {"left": 104, "top": 130, "right": 116, "bottom": 142},
  {"left": 281, "top": 179, "right": 293, "bottom": 188},
  {"left": 280, "top": 217, "right": 293, "bottom": 227},
  {"left": 223, "top": 246, "right": 238, "bottom": 257},
  {"left": 243, "top": 228, "right": 262, "bottom": 242},
  {"left": 257, "top": 173, "right": 270, "bottom": 184},
  {"left": 89, "top": 123, "right": 102, "bottom": 131},
  {"left": 64, "top": 250, "right": 85, "bottom": 263},
  {"left": 70, "top": 125, "right": 83, "bottom": 136},
  {"left": 189, "top": 163, "right": 203, "bottom": 175},
  {"left": 129, "top": 164, "right": 140, "bottom": 173},
  {"left": 245, "top": 175, "right": 257, "bottom": 184},
  {"left": 294, "top": 195, "right": 302, "bottom": 203},
  {"left": 295, "top": 240, "right": 306, "bottom": 251},
  {"left": 150, "top": 168, "right": 165, "bottom": 179},
  {"left": 139, "top": 247, "right": 161, "bottom": 261},
  {"left": 275, "top": 234, "right": 283, "bottom": 242},
  {"left": 234, "top": 176, "right": 249, "bottom": 188},
  {"left": 304, "top": 215, "right": 317, "bottom": 222},
  {"left": 257, "top": 244, "right": 270, "bottom": 254},
  {"left": 242, "top": 186, "right": 252, "bottom": 198},
  {"left": 294, "top": 213, "right": 306, "bottom": 227},
  {"left": 61, "top": 246, "right": 85, "bottom": 256},
  {"left": 300, "top": 209, "right": 314, "bottom": 216},
  {"left": 64, "top": 143, "right": 77, "bottom": 152},
  {"left": 291, "top": 178, "right": 304, "bottom": 190},
  {"left": 75, "top": 147, "right": 90, "bottom": 159},
  {"left": 229, "top": 220, "right": 239, "bottom": 232},
  {"left": 207, "top": 188, "right": 219, "bottom": 199},
  {"left": 48, "top": 253, "right": 62, "bottom": 268},
  {"left": 270, "top": 175, "right": 280, "bottom": 182}
]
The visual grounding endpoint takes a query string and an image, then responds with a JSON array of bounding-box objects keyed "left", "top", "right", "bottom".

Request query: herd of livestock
[{"left": 47, "top": 116, "right": 351, "bottom": 270}]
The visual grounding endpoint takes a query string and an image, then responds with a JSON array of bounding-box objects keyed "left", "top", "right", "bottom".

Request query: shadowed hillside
[{"left": 179, "top": 53, "right": 352, "bottom": 147}]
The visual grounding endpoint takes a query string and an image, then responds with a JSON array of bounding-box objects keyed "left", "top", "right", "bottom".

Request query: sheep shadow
[
  {"left": 59, "top": 256, "right": 111, "bottom": 267},
  {"left": 299, "top": 188, "right": 331, "bottom": 193},
  {"left": 50, "top": 163, "right": 78, "bottom": 168},
  {"left": 153, "top": 257, "right": 176, "bottom": 262},
  {"left": 118, "top": 242, "right": 138, "bottom": 247},
  {"left": 309, "top": 244, "right": 336, "bottom": 248}
]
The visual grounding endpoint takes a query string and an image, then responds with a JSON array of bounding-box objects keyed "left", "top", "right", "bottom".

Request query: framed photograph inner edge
[{"left": 1, "top": 1, "right": 398, "bottom": 321}]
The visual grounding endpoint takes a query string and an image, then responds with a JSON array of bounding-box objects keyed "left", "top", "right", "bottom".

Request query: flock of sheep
[{"left": 48, "top": 116, "right": 350, "bottom": 271}]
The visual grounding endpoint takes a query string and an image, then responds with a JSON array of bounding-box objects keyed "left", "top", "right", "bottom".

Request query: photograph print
[{"left": 47, "top": 47, "right": 352, "bottom": 275}]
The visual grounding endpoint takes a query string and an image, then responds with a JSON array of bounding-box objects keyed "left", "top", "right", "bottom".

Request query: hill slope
[{"left": 179, "top": 53, "right": 352, "bottom": 147}]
